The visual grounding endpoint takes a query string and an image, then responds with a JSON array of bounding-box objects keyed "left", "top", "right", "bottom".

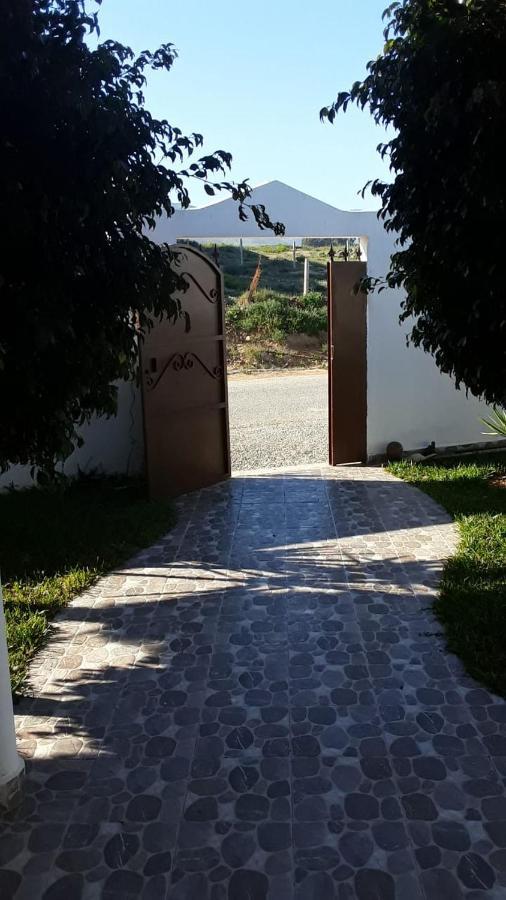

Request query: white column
[
  {"left": 303, "top": 257, "right": 310, "bottom": 295},
  {"left": 0, "top": 580, "right": 24, "bottom": 810}
]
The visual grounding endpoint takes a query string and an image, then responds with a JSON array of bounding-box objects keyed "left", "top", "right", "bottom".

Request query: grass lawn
[
  {"left": 0, "top": 477, "right": 175, "bottom": 696},
  {"left": 389, "top": 453, "right": 506, "bottom": 697}
]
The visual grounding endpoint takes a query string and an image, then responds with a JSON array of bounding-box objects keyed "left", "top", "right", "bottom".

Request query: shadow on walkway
[{"left": 3, "top": 469, "right": 503, "bottom": 900}]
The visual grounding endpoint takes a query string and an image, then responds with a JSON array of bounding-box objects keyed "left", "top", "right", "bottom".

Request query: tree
[
  {"left": 0, "top": 0, "right": 284, "bottom": 473},
  {"left": 321, "top": 0, "right": 506, "bottom": 405}
]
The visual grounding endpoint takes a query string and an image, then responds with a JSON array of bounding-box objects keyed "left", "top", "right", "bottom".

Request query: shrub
[
  {"left": 226, "top": 292, "right": 327, "bottom": 340},
  {"left": 322, "top": 0, "right": 506, "bottom": 405},
  {"left": 299, "top": 291, "right": 327, "bottom": 310},
  {"left": 0, "top": 2, "right": 283, "bottom": 474}
]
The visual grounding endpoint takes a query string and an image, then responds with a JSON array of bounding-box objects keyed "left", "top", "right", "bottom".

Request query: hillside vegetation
[
  {"left": 213, "top": 242, "right": 329, "bottom": 299},
  {"left": 197, "top": 240, "right": 359, "bottom": 370}
]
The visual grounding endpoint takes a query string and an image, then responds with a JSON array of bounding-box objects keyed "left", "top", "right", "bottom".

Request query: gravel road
[{"left": 228, "top": 370, "right": 328, "bottom": 471}]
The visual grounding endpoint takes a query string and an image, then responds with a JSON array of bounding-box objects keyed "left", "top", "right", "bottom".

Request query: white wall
[
  {"left": 3, "top": 181, "right": 494, "bottom": 490},
  {"left": 161, "top": 180, "right": 497, "bottom": 460},
  {"left": 0, "top": 381, "right": 144, "bottom": 492},
  {"left": 154, "top": 180, "right": 372, "bottom": 248},
  {"left": 365, "top": 225, "right": 495, "bottom": 457}
]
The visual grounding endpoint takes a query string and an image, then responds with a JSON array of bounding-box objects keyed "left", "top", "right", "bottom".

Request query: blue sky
[{"left": 96, "top": 0, "right": 391, "bottom": 211}]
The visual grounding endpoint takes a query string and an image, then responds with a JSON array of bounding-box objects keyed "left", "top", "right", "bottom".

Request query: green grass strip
[
  {"left": 0, "top": 477, "right": 175, "bottom": 695},
  {"left": 388, "top": 454, "right": 506, "bottom": 697}
]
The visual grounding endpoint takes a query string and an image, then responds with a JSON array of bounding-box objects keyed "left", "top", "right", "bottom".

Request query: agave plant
[{"left": 481, "top": 408, "right": 506, "bottom": 437}]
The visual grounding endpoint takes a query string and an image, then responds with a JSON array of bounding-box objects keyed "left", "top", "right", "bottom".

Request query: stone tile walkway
[{"left": 2, "top": 465, "right": 506, "bottom": 899}]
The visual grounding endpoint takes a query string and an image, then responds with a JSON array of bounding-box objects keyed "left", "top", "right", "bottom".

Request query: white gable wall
[
  {"left": 160, "top": 180, "right": 495, "bottom": 458},
  {"left": 154, "top": 180, "right": 371, "bottom": 249}
]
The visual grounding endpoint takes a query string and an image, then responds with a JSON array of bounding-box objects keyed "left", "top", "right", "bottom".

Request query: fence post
[
  {"left": 239, "top": 238, "right": 244, "bottom": 266},
  {"left": 303, "top": 258, "right": 310, "bottom": 295},
  {"left": 292, "top": 240, "right": 296, "bottom": 269},
  {"left": 0, "top": 580, "right": 24, "bottom": 811}
]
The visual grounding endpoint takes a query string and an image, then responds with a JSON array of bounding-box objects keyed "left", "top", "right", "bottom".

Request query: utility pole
[{"left": 303, "top": 257, "right": 310, "bottom": 295}]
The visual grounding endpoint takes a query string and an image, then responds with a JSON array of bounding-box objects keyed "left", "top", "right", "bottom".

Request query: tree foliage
[
  {"left": 321, "top": 0, "right": 506, "bottom": 405},
  {"left": 0, "top": 0, "right": 284, "bottom": 472}
]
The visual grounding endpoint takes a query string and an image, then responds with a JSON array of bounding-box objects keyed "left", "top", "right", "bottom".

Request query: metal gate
[
  {"left": 141, "top": 245, "right": 230, "bottom": 499},
  {"left": 328, "top": 259, "right": 367, "bottom": 464}
]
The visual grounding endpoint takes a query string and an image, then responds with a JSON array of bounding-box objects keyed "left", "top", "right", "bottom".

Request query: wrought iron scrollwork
[
  {"left": 145, "top": 352, "right": 223, "bottom": 391},
  {"left": 182, "top": 272, "right": 218, "bottom": 304},
  {"left": 170, "top": 251, "right": 218, "bottom": 304}
]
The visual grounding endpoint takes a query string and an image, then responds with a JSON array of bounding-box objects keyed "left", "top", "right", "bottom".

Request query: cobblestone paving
[{"left": 2, "top": 465, "right": 506, "bottom": 899}]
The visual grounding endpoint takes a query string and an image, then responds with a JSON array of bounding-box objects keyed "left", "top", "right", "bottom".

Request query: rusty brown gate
[
  {"left": 141, "top": 245, "right": 230, "bottom": 499},
  {"left": 328, "top": 259, "right": 367, "bottom": 465}
]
